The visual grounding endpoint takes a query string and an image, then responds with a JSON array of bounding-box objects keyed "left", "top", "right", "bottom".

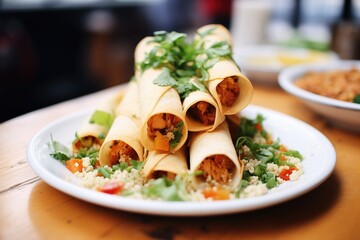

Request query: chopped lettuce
[{"left": 89, "top": 110, "right": 114, "bottom": 129}]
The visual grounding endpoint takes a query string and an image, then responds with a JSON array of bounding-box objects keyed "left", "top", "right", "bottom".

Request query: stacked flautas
[{"left": 73, "top": 24, "right": 253, "bottom": 190}]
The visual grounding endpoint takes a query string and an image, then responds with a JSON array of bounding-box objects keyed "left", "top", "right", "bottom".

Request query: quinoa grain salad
[{"left": 49, "top": 113, "right": 304, "bottom": 202}]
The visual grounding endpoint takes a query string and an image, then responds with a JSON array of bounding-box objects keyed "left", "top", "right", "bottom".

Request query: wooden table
[{"left": 1, "top": 83, "right": 360, "bottom": 240}]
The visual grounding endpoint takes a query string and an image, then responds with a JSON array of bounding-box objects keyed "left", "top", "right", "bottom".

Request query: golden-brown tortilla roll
[
  {"left": 195, "top": 24, "right": 233, "bottom": 47},
  {"left": 142, "top": 147, "right": 188, "bottom": 180},
  {"left": 195, "top": 25, "right": 254, "bottom": 115},
  {"left": 183, "top": 90, "right": 224, "bottom": 132},
  {"left": 189, "top": 121, "right": 243, "bottom": 189},
  {"left": 206, "top": 59, "right": 253, "bottom": 115},
  {"left": 138, "top": 68, "right": 188, "bottom": 153},
  {"left": 115, "top": 80, "right": 140, "bottom": 121},
  {"left": 134, "top": 36, "right": 158, "bottom": 79},
  {"left": 72, "top": 95, "right": 120, "bottom": 153},
  {"left": 98, "top": 115, "right": 144, "bottom": 166}
]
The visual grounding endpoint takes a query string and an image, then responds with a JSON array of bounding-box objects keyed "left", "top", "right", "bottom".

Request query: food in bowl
[{"left": 295, "top": 68, "right": 360, "bottom": 103}]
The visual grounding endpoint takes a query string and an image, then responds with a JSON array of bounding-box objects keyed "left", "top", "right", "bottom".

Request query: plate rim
[{"left": 27, "top": 105, "right": 336, "bottom": 216}]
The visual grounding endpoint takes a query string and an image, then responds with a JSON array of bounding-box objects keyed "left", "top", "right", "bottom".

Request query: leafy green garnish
[
  {"left": 261, "top": 172, "right": 277, "bottom": 189},
  {"left": 170, "top": 122, "right": 184, "bottom": 149},
  {"left": 196, "top": 27, "right": 216, "bottom": 39},
  {"left": 110, "top": 160, "right": 143, "bottom": 173},
  {"left": 50, "top": 152, "right": 71, "bottom": 163},
  {"left": 112, "top": 162, "right": 129, "bottom": 172},
  {"left": 138, "top": 28, "right": 235, "bottom": 100},
  {"left": 74, "top": 147, "right": 99, "bottom": 166},
  {"left": 48, "top": 134, "right": 71, "bottom": 163},
  {"left": 129, "top": 160, "right": 143, "bottom": 171},
  {"left": 153, "top": 68, "right": 199, "bottom": 99},
  {"left": 142, "top": 174, "right": 191, "bottom": 201},
  {"left": 283, "top": 150, "right": 303, "bottom": 160},
  {"left": 205, "top": 41, "right": 231, "bottom": 58},
  {"left": 89, "top": 110, "right": 114, "bottom": 129},
  {"left": 235, "top": 179, "right": 249, "bottom": 198},
  {"left": 353, "top": 94, "right": 360, "bottom": 104},
  {"left": 238, "top": 114, "right": 266, "bottom": 139},
  {"left": 235, "top": 113, "right": 305, "bottom": 191},
  {"left": 143, "top": 177, "right": 184, "bottom": 201}
]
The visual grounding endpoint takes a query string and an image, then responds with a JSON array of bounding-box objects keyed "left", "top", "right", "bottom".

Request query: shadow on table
[{"left": 28, "top": 171, "right": 340, "bottom": 239}]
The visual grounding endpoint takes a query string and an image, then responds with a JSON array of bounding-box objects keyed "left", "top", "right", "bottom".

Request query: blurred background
[{"left": 1, "top": 0, "right": 359, "bottom": 122}]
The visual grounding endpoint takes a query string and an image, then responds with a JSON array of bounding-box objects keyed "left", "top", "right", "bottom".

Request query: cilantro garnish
[
  {"left": 48, "top": 134, "right": 71, "bottom": 164},
  {"left": 169, "top": 122, "right": 183, "bottom": 149},
  {"left": 153, "top": 68, "right": 200, "bottom": 99},
  {"left": 106, "top": 160, "right": 143, "bottom": 174},
  {"left": 142, "top": 177, "right": 184, "bottom": 201},
  {"left": 195, "top": 27, "right": 216, "bottom": 39},
  {"left": 353, "top": 94, "right": 360, "bottom": 104},
  {"left": 74, "top": 147, "right": 99, "bottom": 166},
  {"left": 238, "top": 114, "right": 266, "bottom": 139},
  {"left": 283, "top": 150, "right": 303, "bottom": 160},
  {"left": 138, "top": 28, "right": 235, "bottom": 100}
]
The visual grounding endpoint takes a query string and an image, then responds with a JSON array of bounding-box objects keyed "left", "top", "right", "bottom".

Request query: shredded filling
[
  {"left": 216, "top": 76, "right": 240, "bottom": 107},
  {"left": 188, "top": 101, "right": 216, "bottom": 125},
  {"left": 147, "top": 113, "right": 182, "bottom": 151},
  {"left": 73, "top": 136, "right": 101, "bottom": 152},
  {"left": 152, "top": 171, "right": 177, "bottom": 180},
  {"left": 198, "top": 155, "right": 235, "bottom": 184},
  {"left": 108, "top": 140, "right": 139, "bottom": 166}
]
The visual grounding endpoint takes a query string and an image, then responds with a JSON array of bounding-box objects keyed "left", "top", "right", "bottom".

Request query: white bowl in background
[
  {"left": 278, "top": 60, "right": 360, "bottom": 132},
  {"left": 234, "top": 45, "right": 338, "bottom": 85}
]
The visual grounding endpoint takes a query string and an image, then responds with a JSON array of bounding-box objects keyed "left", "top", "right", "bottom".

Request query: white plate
[
  {"left": 27, "top": 105, "right": 336, "bottom": 216},
  {"left": 233, "top": 45, "right": 338, "bottom": 85},
  {"left": 278, "top": 60, "right": 360, "bottom": 132}
]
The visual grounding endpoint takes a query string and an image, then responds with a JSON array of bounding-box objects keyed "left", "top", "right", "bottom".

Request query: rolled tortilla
[
  {"left": 134, "top": 36, "right": 157, "bottom": 66},
  {"left": 134, "top": 36, "right": 158, "bottom": 80},
  {"left": 142, "top": 147, "right": 188, "bottom": 180},
  {"left": 189, "top": 121, "right": 243, "bottom": 189},
  {"left": 195, "top": 24, "right": 233, "bottom": 47},
  {"left": 207, "top": 59, "right": 253, "bottom": 115},
  {"left": 98, "top": 115, "right": 144, "bottom": 166},
  {"left": 183, "top": 90, "right": 224, "bottom": 132},
  {"left": 72, "top": 96, "right": 120, "bottom": 152},
  {"left": 115, "top": 80, "right": 140, "bottom": 121},
  {"left": 138, "top": 68, "right": 188, "bottom": 152},
  {"left": 195, "top": 25, "right": 254, "bottom": 115}
]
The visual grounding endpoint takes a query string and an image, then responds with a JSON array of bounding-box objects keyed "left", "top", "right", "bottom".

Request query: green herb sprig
[
  {"left": 48, "top": 134, "right": 71, "bottom": 164},
  {"left": 137, "top": 28, "right": 235, "bottom": 100}
]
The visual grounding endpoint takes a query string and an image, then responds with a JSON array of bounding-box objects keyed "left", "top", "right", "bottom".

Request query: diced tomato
[
  {"left": 203, "top": 187, "right": 230, "bottom": 200},
  {"left": 279, "top": 166, "right": 297, "bottom": 181},
  {"left": 254, "top": 123, "right": 263, "bottom": 132},
  {"left": 66, "top": 158, "right": 83, "bottom": 173},
  {"left": 97, "top": 182, "right": 124, "bottom": 195}
]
